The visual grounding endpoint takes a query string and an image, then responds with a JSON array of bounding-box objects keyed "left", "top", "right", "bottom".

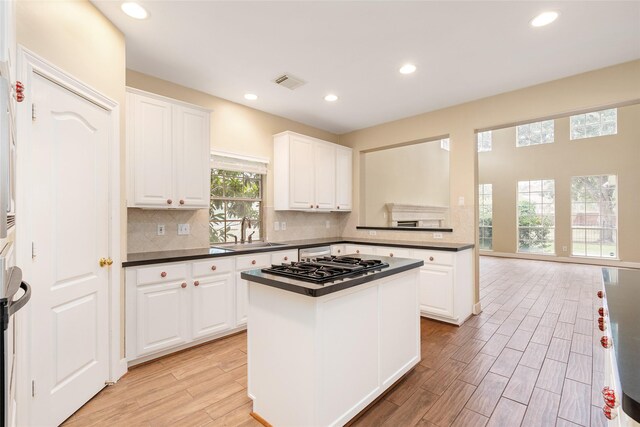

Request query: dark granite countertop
[
  {"left": 241, "top": 255, "right": 424, "bottom": 297},
  {"left": 602, "top": 267, "right": 640, "bottom": 423},
  {"left": 123, "top": 238, "right": 474, "bottom": 267}
]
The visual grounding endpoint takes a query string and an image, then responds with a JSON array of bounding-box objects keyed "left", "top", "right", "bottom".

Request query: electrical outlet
[
  {"left": 433, "top": 232, "right": 443, "bottom": 239},
  {"left": 274, "top": 221, "right": 280, "bottom": 231},
  {"left": 369, "top": 230, "right": 377, "bottom": 236},
  {"left": 157, "top": 224, "right": 165, "bottom": 236},
  {"left": 562, "top": 246, "right": 568, "bottom": 252},
  {"left": 281, "top": 222, "right": 287, "bottom": 231},
  {"left": 458, "top": 196, "right": 465, "bottom": 206},
  {"left": 325, "top": 220, "right": 330, "bottom": 229},
  {"left": 177, "top": 223, "right": 190, "bottom": 235}
]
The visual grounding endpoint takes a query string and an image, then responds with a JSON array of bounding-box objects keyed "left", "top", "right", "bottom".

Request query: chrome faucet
[{"left": 240, "top": 217, "right": 251, "bottom": 244}]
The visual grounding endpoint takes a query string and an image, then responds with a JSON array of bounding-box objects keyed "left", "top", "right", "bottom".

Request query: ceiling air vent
[{"left": 273, "top": 74, "right": 306, "bottom": 91}]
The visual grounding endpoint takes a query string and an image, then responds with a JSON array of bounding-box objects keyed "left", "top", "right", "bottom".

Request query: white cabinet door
[
  {"left": 130, "top": 93, "right": 173, "bottom": 207},
  {"left": 418, "top": 265, "right": 454, "bottom": 318},
  {"left": 235, "top": 272, "right": 248, "bottom": 327},
  {"left": 191, "top": 272, "right": 233, "bottom": 340},
  {"left": 314, "top": 142, "right": 336, "bottom": 210},
  {"left": 136, "top": 281, "right": 189, "bottom": 356},
  {"left": 173, "top": 105, "right": 210, "bottom": 208},
  {"left": 335, "top": 147, "right": 352, "bottom": 211},
  {"left": 289, "top": 134, "right": 315, "bottom": 209}
]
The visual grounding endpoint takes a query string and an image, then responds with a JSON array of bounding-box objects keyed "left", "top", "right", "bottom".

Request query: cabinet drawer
[
  {"left": 236, "top": 253, "right": 271, "bottom": 270},
  {"left": 331, "top": 245, "right": 346, "bottom": 256},
  {"left": 345, "top": 245, "right": 374, "bottom": 256},
  {"left": 271, "top": 250, "right": 298, "bottom": 265},
  {"left": 192, "top": 258, "right": 234, "bottom": 277},
  {"left": 410, "top": 250, "right": 454, "bottom": 266},
  {"left": 136, "top": 263, "right": 187, "bottom": 286},
  {"left": 373, "top": 246, "right": 412, "bottom": 259}
]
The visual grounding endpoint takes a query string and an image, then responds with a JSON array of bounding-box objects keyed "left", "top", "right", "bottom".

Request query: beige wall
[
  {"left": 339, "top": 60, "right": 640, "bottom": 304},
  {"left": 126, "top": 70, "right": 349, "bottom": 252},
  {"left": 363, "top": 140, "right": 450, "bottom": 226},
  {"left": 479, "top": 103, "right": 640, "bottom": 262}
]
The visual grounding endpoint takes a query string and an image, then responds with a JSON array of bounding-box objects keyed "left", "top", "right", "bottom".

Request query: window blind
[{"left": 210, "top": 150, "right": 269, "bottom": 175}]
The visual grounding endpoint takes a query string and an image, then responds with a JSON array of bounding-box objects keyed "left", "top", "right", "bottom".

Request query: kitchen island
[{"left": 241, "top": 255, "right": 423, "bottom": 427}]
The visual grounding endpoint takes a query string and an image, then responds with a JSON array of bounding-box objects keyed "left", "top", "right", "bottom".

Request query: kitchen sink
[{"left": 212, "top": 242, "right": 286, "bottom": 251}]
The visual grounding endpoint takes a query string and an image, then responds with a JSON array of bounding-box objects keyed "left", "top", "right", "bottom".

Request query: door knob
[
  {"left": 99, "top": 258, "right": 107, "bottom": 267},
  {"left": 106, "top": 258, "right": 113, "bottom": 266}
]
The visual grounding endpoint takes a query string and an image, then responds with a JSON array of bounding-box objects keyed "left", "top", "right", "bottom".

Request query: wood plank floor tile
[
  {"left": 557, "top": 418, "right": 583, "bottom": 427},
  {"left": 480, "top": 333, "right": 510, "bottom": 357},
  {"left": 521, "top": 387, "right": 561, "bottom": 427},
  {"left": 571, "top": 333, "right": 593, "bottom": 356},
  {"left": 382, "top": 388, "right": 439, "bottom": 427},
  {"left": 519, "top": 342, "right": 548, "bottom": 370},
  {"left": 472, "top": 322, "right": 499, "bottom": 341},
  {"left": 489, "top": 348, "right": 523, "bottom": 378},
  {"left": 495, "top": 319, "right": 521, "bottom": 337},
  {"left": 422, "top": 359, "right": 468, "bottom": 395},
  {"left": 519, "top": 316, "right": 541, "bottom": 332},
  {"left": 547, "top": 337, "right": 572, "bottom": 363},
  {"left": 385, "top": 365, "right": 435, "bottom": 406},
  {"left": 538, "top": 312, "right": 560, "bottom": 328},
  {"left": 351, "top": 400, "right": 399, "bottom": 427},
  {"left": 205, "top": 390, "right": 251, "bottom": 421},
  {"left": 591, "top": 369, "right": 605, "bottom": 406},
  {"left": 536, "top": 358, "right": 568, "bottom": 394},
  {"left": 574, "top": 318, "right": 593, "bottom": 336},
  {"left": 451, "top": 408, "right": 488, "bottom": 427},
  {"left": 422, "top": 380, "right": 476, "bottom": 427},
  {"left": 530, "top": 325, "right": 554, "bottom": 346},
  {"left": 485, "top": 397, "right": 527, "bottom": 427},
  {"left": 558, "top": 379, "right": 591, "bottom": 426},
  {"left": 465, "top": 372, "right": 509, "bottom": 417},
  {"left": 420, "top": 342, "right": 461, "bottom": 370},
  {"left": 502, "top": 365, "right": 539, "bottom": 405},
  {"left": 451, "top": 339, "right": 486, "bottom": 364},
  {"left": 566, "top": 352, "right": 592, "bottom": 385},
  {"left": 554, "top": 322, "right": 575, "bottom": 340},
  {"left": 590, "top": 405, "right": 607, "bottom": 427},
  {"left": 506, "top": 329, "right": 534, "bottom": 352},
  {"left": 458, "top": 353, "right": 497, "bottom": 386}
]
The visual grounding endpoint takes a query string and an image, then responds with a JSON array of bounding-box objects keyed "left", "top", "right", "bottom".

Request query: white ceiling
[{"left": 92, "top": 1, "right": 640, "bottom": 134}]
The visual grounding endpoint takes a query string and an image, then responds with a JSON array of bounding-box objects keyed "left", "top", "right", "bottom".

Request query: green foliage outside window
[{"left": 210, "top": 169, "right": 263, "bottom": 244}]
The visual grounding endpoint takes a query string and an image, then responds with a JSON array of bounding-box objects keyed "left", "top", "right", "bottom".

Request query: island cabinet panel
[
  {"left": 247, "top": 268, "right": 420, "bottom": 427},
  {"left": 235, "top": 254, "right": 270, "bottom": 327}
]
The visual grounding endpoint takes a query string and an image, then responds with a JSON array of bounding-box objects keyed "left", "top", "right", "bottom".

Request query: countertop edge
[
  {"left": 240, "top": 259, "right": 424, "bottom": 297},
  {"left": 123, "top": 239, "right": 474, "bottom": 267}
]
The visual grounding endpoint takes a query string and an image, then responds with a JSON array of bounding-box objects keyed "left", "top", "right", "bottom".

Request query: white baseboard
[
  {"left": 473, "top": 302, "right": 482, "bottom": 315},
  {"left": 480, "top": 251, "right": 640, "bottom": 269}
]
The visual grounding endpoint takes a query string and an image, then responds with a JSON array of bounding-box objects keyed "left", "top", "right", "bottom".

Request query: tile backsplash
[{"left": 127, "top": 207, "right": 349, "bottom": 254}]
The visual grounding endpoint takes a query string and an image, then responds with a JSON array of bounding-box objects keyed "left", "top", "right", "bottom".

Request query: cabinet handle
[
  {"left": 211, "top": 265, "right": 217, "bottom": 271},
  {"left": 603, "top": 405, "right": 617, "bottom": 420},
  {"left": 337, "top": 249, "right": 341, "bottom": 253},
  {"left": 179, "top": 199, "right": 185, "bottom": 205},
  {"left": 160, "top": 271, "right": 167, "bottom": 278},
  {"left": 600, "top": 336, "right": 612, "bottom": 348},
  {"left": 167, "top": 199, "right": 173, "bottom": 205},
  {"left": 597, "top": 290, "right": 604, "bottom": 299},
  {"left": 390, "top": 253, "right": 394, "bottom": 257},
  {"left": 602, "top": 387, "right": 620, "bottom": 408},
  {"left": 316, "top": 205, "right": 319, "bottom": 208},
  {"left": 284, "top": 256, "right": 288, "bottom": 261},
  {"left": 251, "top": 260, "right": 256, "bottom": 265},
  {"left": 429, "top": 256, "right": 434, "bottom": 261},
  {"left": 356, "top": 250, "right": 360, "bottom": 254},
  {"left": 337, "top": 206, "right": 340, "bottom": 209},
  {"left": 194, "top": 281, "right": 200, "bottom": 287},
  {"left": 598, "top": 307, "right": 607, "bottom": 317},
  {"left": 310, "top": 204, "right": 314, "bottom": 208},
  {"left": 181, "top": 282, "right": 187, "bottom": 289}
]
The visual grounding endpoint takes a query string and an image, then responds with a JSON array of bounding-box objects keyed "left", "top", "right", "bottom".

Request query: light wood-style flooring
[{"left": 64, "top": 257, "right": 608, "bottom": 426}]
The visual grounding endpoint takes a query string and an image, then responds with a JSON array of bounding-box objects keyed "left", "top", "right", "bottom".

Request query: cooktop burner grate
[{"left": 261, "top": 256, "right": 390, "bottom": 284}]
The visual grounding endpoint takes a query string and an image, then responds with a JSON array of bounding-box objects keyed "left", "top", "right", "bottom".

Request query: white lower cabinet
[
  {"left": 126, "top": 249, "right": 299, "bottom": 363},
  {"left": 135, "top": 280, "right": 190, "bottom": 357},
  {"left": 417, "top": 265, "right": 454, "bottom": 318}
]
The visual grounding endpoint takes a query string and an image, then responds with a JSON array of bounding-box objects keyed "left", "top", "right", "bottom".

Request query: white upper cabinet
[
  {"left": 335, "top": 146, "right": 352, "bottom": 211},
  {"left": 274, "top": 131, "right": 351, "bottom": 212},
  {"left": 0, "top": 0, "right": 16, "bottom": 82},
  {"left": 127, "top": 89, "right": 211, "bottom": 209}
]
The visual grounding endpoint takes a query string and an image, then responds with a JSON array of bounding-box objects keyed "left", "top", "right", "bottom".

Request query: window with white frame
[
  {"left": 517, "top": 179, "right": 555, "bottom": 254},
  {"left": 440, "top": 138, "right": 450, "bottom": 151},
  {"left": 571, "top": 175, "right": 617, "bottom": 258},
  {"left": 570, "top": 108, "right": 617, "bottom": 140},
  {"left": 477, "top": 131, "right": 492, "bottom": 152},
  {"left": 478, "top": 184, "right": 493, "bottom": 250},
  {"left": 209, "top": 152, "right": 268, "bottom": 244},
  {"left": 516, "top": 120, "right": 554, "bottom": 147}
]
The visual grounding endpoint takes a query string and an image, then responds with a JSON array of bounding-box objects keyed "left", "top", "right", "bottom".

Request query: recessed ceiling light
[
  {"left": 399, "top": 64, "right": 417, "bottom": 75},
  {"left": 324, "top": 94, "right": 338, "bottom": 102},
  {"left": 244, "top": 93, "right": 258, "bottom": 100},
  {"left": 530, "top": 11, "right": 558, "bottom": 27},
  {"left": 121, "top": 2, "right": 148, "bottom": 19}
]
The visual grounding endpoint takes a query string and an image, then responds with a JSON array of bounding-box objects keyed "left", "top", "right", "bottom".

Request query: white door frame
[{"left": 15, "top": 47, "right": 124, "bottom": 424}]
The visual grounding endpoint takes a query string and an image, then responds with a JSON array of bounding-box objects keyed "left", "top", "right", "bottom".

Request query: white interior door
[{"left": 29, "top": 72, "right": 110, "bottom": 426}]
